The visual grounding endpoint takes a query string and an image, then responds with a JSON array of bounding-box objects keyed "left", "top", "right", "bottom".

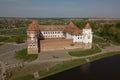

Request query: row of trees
[{"left": 97, "top": 23, "right": 120, "bottom": 43}]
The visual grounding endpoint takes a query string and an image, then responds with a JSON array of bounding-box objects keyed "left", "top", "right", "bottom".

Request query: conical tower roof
[
  {"left": 64, "top": 20, "right": 82, "bottom": 35},
  {"left": 84, "top": 23, "right": 91, "bottom": 29},
  {"left": 27, "top": 20, "right": 39, "bottom": 31},
  {"left": 68, "top": 20, "right": 75, "bottom": 27}
]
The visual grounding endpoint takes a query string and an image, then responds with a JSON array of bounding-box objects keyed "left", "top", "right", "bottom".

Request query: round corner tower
[{"left": 82, "top": 23, "right": 93, "bottom": 49}]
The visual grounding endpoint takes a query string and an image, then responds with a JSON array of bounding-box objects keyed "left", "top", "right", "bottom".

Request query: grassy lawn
[
  {"left": 14, "top": 49, "right": 38, "bottom": 61},
  {"left": 0, "top": 36, "right": 10, "bottom": 42},
  {"left": 0, "top": 27, "right": 26, "bottom": 35},
  {"left": 93, "top": 37, "right": 105, "bottom": 43},
  {"left": 111, "top": 41, "right": 120, "bottom": 45},
  {"left": 69, "top": 45, "right": 101, "bottom": 57},
  {"left": 0, "top": 35, "right": 26, "bottom": 43},
  {"left": 12, "top": 59, "right": 86, "bottom": 80},
  {"left": 39, "top": 59, "right": 86, "bottom": 78}
]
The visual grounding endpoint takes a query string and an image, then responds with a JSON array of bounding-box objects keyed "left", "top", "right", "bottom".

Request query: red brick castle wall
[{"left": 40, "top": 39, "right": 83, "bottom": 51}]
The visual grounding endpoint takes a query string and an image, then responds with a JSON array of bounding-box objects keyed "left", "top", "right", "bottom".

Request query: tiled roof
[
  {"left": 64, "top": 21, "right": 82, "bottom": 35},
  {"left": 84, "top": 23, "right": 91, "bottom": 29},
  {"left": 39, "top": 25, "right": 66, "bottom": 31},
  {"left": 27, "top": 20, "right": 91, "bottom": 35},
  {"left": 27, "top": 20, "right": 39, "bottom": 31}
]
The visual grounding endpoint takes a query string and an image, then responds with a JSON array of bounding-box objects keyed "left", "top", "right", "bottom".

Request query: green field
[
  {"left": 0, "top": 35, "right": 26, "bottom": 43},
  {"left": 69, "top": 45, "right": 101, "bottom": 57},
  {"left": 93, "top": 37, "right": 105, "bottom": 43},
  {"left": 0, "top": 27, "right": 26, "bottom": 35},
  {"left": 14, "top": 49, "right": 38, "bottom": 61}
]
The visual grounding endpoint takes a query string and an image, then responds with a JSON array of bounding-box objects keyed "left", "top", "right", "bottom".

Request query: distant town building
[{"left": 27, "top": 20, "right": 93, "bottom": 54}]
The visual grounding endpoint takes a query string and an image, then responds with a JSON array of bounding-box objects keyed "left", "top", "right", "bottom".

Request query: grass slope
[
  {"left": 69, "top": 45, "right": 101, "bottom": 57},
  {"left": 15, "top": 49, "right": 38, "bottom": 61}
]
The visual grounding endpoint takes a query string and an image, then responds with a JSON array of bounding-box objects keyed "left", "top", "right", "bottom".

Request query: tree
[{"left": 108, "top": 27, "right": 117, "bottom": 36}]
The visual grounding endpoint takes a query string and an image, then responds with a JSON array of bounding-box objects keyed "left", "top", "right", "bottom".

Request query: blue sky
[{"left": 0, "top": 0, "right": 120, "bottom": 18}]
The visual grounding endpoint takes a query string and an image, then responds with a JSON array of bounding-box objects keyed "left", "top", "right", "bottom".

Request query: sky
[{"left": 0, "top": 0, "right": 120, "bottom": 18}]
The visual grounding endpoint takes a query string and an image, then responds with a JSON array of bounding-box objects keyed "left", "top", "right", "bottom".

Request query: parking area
[{"left": 37, "top": 50, "right": 72, "bottom": 61}]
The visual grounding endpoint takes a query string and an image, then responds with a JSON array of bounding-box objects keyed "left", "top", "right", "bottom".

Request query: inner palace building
[{"left": 27, "top": 20, "right": 93, "bottom": 54}]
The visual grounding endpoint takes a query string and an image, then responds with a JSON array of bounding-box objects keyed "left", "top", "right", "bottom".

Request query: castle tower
[
  {"left": 27, "top": 20, "right": 39, "bottom": 54},
  {"left": 82, "top": 23, "right": 93, "bottom": 49}
]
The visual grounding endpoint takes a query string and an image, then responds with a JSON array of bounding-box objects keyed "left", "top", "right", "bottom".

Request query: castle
[{"left": 27, "top": 20, "right": 93, "bottom": 54}]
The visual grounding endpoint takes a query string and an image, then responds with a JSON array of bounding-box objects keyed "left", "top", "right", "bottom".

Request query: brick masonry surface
[{"left": 40, "top": 39, "right": 83, "bottom": 51}]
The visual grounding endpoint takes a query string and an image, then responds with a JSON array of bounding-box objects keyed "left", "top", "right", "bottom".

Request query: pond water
[{"left": 40, "top": 54, "right": 120, "bottom": 80}]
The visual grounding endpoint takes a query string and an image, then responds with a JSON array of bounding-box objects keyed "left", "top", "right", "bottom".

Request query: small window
[{"left": 88, "top": 35, "right": 90, "bottom": 39}]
